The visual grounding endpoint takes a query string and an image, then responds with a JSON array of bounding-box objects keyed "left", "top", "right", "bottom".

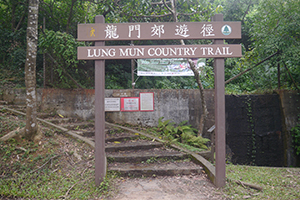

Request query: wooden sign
[
  {"left": 78, "top": 44, "right": 242, "bottom": 60},
  {"left": 83, "top": 14, "right": 242, "bottom": 188},
  {"left": 78, "top": 22, "right": 241, "bottom": 41}
]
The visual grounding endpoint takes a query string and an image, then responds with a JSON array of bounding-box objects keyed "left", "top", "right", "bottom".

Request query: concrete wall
[
  {"left": 105, "top": 89, "right": 215, "bottom": 138},
  {"left": 0, "top": 88, "right": 214, "bottom": 134},
  {"left": 226, "top": 94, "right": 284, "bottom": 166},
  {"left": 277, "top": 90, "right": 300, "bottom": 166},
  {"left": 1, "top": 88, "right": 299, "bottom": 166},
  {"left": 39, "top": 89, "right": 216, "bottom": 138}
]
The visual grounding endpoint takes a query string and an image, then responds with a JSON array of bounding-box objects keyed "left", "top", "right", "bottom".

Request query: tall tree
[
  {"left": 158, "top": 0, "right": 209, "bottom": 136},
  {"left": 24, "top": 0, "right": 39, "bottom": 140}
]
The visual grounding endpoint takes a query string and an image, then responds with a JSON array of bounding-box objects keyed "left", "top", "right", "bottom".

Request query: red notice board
[
  {"left": 120, "top": 97, "right": 139, "bottom": 112},
  {"left": 140, "top": 92, "right": 154, "bottom": 112}
]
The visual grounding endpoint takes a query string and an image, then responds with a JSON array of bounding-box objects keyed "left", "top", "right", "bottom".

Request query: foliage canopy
[{"left": 0, "top": 0, "right": 299, "bottom": 93}]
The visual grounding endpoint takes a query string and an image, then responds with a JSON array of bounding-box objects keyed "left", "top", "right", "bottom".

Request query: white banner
[{"left": 137, "top": 58, "right": 205, "bottom": 76}]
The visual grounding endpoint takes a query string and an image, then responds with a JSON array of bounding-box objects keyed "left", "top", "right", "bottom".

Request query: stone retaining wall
[{"left": 1, "top": 88, "right": 299, "bottom": 166}]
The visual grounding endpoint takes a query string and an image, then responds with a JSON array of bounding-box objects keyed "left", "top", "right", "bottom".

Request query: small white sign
[
  {"left": 123, "top": 98, "right": 139, "bottom": 111},
  {"left": 140, "top": 93, "right": 154, "bottom": 111},
  {"left": 105, "top": 98, "right": 120, "bottom": 111}
]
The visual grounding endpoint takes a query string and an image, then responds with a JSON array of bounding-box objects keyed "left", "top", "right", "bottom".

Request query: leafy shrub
[
  {"left": 291, "top": 124, "right": 300, "bottom": 156},
  {"left": 157, "top": 117, "right": 210, "bottom": 150}
]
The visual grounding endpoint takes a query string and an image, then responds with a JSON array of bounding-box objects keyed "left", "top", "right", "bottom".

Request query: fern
[{"left": 157, "top": 118, "right": 210, "bottom": 150}]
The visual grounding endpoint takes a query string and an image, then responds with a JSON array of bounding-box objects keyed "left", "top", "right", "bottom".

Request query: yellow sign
[{"left": 90, "top": 27, "right": 95, "bottom": 37}]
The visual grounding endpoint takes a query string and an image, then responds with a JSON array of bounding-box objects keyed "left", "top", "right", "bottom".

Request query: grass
[
  {"left": 0, "top": 110, "right": 118, "bottom": 199},
  {"left": 1, "top": 109, "right": 300, "bottom": 199},
  {"left": 224, "top": 164, "right": 300, "bottom": 199},
  {"left": 0, "top": 109, "right": 25, "bottom": 138}
]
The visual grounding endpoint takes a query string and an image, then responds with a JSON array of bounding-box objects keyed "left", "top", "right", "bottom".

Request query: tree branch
[
  {"left": 225, "top": 51, "right": 279, "bottom": 84},
  {"left": 151, "top": 1, "right": 171, "bottom": 5},
  {"left": 29, "top": 155, "right": 60, "bottom": 174},
  {"left": 66, "top": 0, "right": 76, "bottom": 34},
  {"left": 235, "top": 180, "right": 263, "bottom": 191},
  {"left": 163, "top": 0, "right": 174, "bottom": 16},
  {"left": 283, "top": 63, "right": 300, "bottom": 93},
  {"left": 165, "top": 0, "right": 208, "bottom": 135},
  {"left": 241, "top": 0, "right": 252, "bottom": 23},
  {"left": 135, "top": 13, "right": 173, "bottom": 18},
  {"left": 0, "top": 127, "right": 24, "bottom": 141},
  {"left": 46, "top": 53, "right": 84, "bottom": 89}
]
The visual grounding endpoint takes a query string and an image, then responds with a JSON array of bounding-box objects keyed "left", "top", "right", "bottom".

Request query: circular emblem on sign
[{"left": 221, "top": 25, "right": 232, "bottom": 35}]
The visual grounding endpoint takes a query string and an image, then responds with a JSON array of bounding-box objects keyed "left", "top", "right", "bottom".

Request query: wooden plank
[
  {"left": 78, "top": 44, "right": 242, "bottom": 60},
  {"left": 77, "top": 21, "right": 241, "bottom": 41}
]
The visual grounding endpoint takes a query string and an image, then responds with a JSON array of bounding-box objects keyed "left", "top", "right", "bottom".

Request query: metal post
[
  {"left": 213, "top": 14, "right": 226, "bottom": 188},
  {"left": 95, "top": 15, "right": 106, "bottom": 186}
]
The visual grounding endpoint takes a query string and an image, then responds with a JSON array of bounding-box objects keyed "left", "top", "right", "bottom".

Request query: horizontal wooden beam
[
  {"left": 77, "top": 21, "right": 241, "bottom": 41},
  {"left": 78, "top": 44, "right": 242, "bottom": 60}
]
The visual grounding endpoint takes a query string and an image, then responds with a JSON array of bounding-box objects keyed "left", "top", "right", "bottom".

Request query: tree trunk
[
  {"left": 24, "top": 0, "right": 39, "bottom": 141},
  {"left": 66, "top": 0, "right": 76, "bottom": 34},
  {"left": 165, "top": 0, "right": 208, "bottom": 136}
]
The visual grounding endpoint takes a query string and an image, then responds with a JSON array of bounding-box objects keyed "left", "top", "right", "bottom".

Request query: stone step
[
  {"left": 7, "top": 105, "right": 26, "bottom": 111},
  {"left": 0, "top": 101, "right": 8, "bottom": 105},
  {"left": 47, "top": 118, "right": 75, "bottom": 124},
  {"left": 108, "top": 161, "right": 203, "bottom": 177},
  {"left": 105, "top": 141, "right": 163, "bottom": 152},
  {"left": 106, "top": 150, "right": 188, "bottom": 163},
  {"left": 105, "top": 134, "right": 139, "bottom": 143},
  {"left": 37, "top": 112, "right": 56, "bottom": 119},
  {"left": 61, "top": 122, "right": 94, "bottom": 129},
  {"left": 73, "top": 130, "right": 96, "bottom": 137}
]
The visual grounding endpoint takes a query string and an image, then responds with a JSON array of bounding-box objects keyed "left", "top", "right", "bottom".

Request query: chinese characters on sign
[
  {"left": 200, "top": 24, "right": 215, "bottom": 37},
  {"left": 78, "top": 22, "right": 241, "bottom": 41},
  {"left": 121, "top": 97, "right": 139, "bottom": 111},
  {"left": 105, "top": 25, "right": 119, "bottom": 39},
  {"left": 151, "top": 24, "right": 165, "bottom": 38},
  {"left": 129, "top": 24, "right": 141, "bottom": 38},
  {"left": 175, "top": 24, "right": 189, "bottom": 38}
]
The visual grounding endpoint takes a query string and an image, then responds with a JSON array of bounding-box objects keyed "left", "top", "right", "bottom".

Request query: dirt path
[{"left": 109, "top": 174, "right": 226, "bottom": 200}]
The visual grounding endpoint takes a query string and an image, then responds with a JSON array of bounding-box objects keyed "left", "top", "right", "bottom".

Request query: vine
[
  {"left": 291, "top": 113, "right": 300, "bottom": 156},
  {"left": 246, "top": 97, "right": 256, "bottom": 165}
]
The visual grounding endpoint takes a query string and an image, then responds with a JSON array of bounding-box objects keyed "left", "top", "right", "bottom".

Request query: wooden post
[
  {"left": 277, "top": 62, "right": 280, "bottom": 89},
  {"left": 94, "top": 15, "right": 106, "bottom": 186},
  {"left": 131, "top": 40, "right": 135, "bottom": 89},
  {"left": 213, "top": 14, "right": 226, "bottom": 188}
]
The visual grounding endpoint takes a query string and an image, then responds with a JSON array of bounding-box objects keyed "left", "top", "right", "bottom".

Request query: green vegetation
[
  {"left": 0, "top": 0, "right": 298, "bottom": 93},
  {"left": 38, "top": 30, "right": 87, "bottom": 88},
  {"left": 157, "top": 117, "right": 210, "bottom": 150},
  {"left": 225, "top": 164, "right": 300, "bottom": 199},
  {"left": 291, "top": 124, "right": 300, "bottom": 156},
  {"left": 0, "top": 108, "right": 25, "bottom": 138},
  {"left": 0, "top": 111, "right": 117, "bottom": 199}
]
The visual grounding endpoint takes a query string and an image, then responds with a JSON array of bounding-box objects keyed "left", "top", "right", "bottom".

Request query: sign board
[
  {"left": 78, "top": 44, "right": 242, "bottom": 60},
  {"left": 137, "top": 58, "right": 205, "bottom": 76},
  {"left": 105, "top": 98, "right": 120, "bottom": 111},
  {"left": 140, "top": 93, "right": 154, "bottom": 111},
  {"left": 79, "top": 14, "right": 242, "bottom": 188},
  {"left": 121, "top": 97, "right": 139, "bottom": 112},
  {"left": 112, "top": 91, "right": 132, "bottom": 97},
  {"left": 78, "top": 22, "right": 241, "bottom": 41}
]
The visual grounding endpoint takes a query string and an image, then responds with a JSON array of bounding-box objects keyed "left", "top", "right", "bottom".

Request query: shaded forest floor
[{"left": 1, "top": 109, "right": 300, "bottom": 199}]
